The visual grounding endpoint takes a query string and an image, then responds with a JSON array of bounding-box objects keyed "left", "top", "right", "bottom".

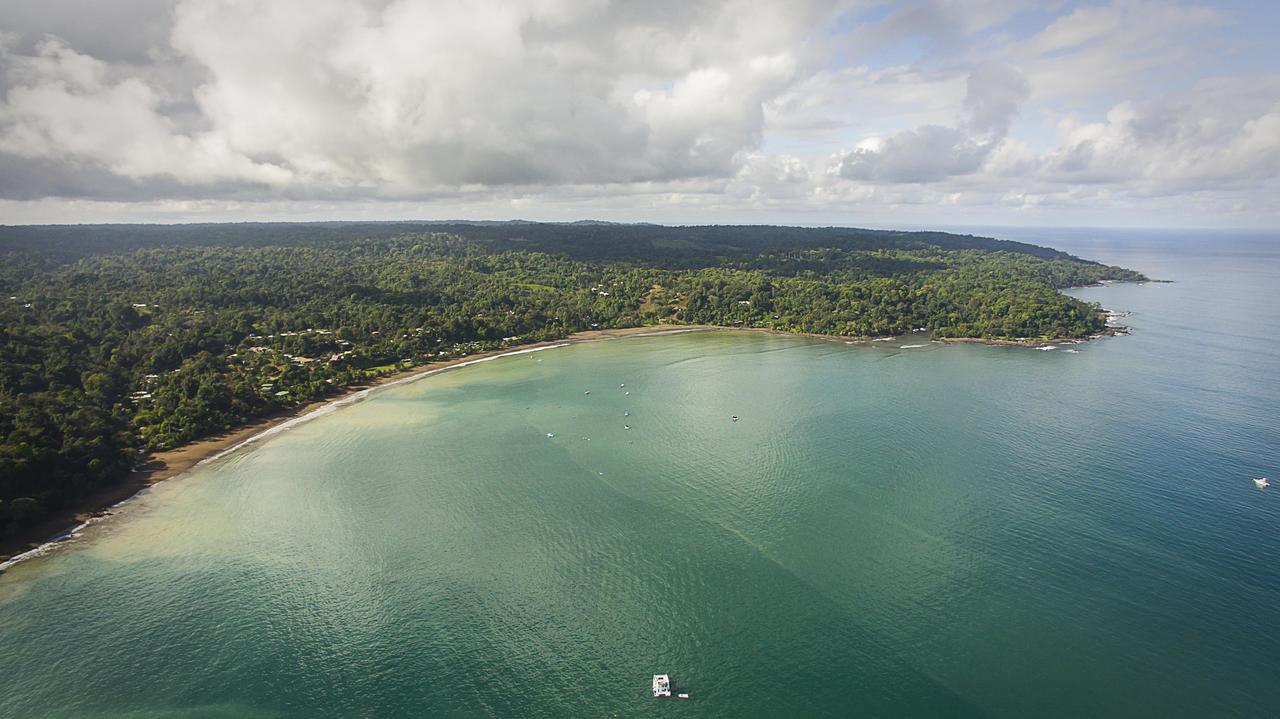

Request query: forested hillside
[{"left": 0, "top": 223, "right": 1144, "bottom": 540}]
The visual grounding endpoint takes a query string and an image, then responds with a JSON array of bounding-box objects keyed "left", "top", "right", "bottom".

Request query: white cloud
[
  {"left": 0, "top": 38, "right": 290, "bottom": 186},
  {"left": 1012, "top": 0, "right": 1220, "bottom": 101},
  {"left": 767, "top": 64, "right": 967, "bottom": 142},
  {"left": 840, "top": 125, "right": 989, "bottom": 183},
  {"left": 0, "top": 0, "right": 841, "bottom": 197},
  {"left": 1043, "top": 80, "right": 1280, "bottom": 193},
  {"left": 0, "top": 0, "right": 1276, "bottom": 226},
  {"left": 837, "top": 0, "right": 1027, "bottom": 65},
  {"left": 838, "top": 62, "right": 1029, "bottom": 183},
  {"left": 0, "top": 0, "right": 178, "bottom": 64},
  {"left": 964, "top": 62, "right": 1031, "bottom": 135}
]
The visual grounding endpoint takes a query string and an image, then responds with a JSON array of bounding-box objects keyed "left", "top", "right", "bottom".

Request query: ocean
[{"left": 0, "top": 229, "right": 1277, "bottom": 718}]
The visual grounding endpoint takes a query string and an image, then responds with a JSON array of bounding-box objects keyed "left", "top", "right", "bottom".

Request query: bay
[{"left": 1, "top": 230, "right": 1277, "bottom": 718}]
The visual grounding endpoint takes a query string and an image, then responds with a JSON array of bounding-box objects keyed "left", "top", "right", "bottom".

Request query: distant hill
[{"left": 0, "top": 221, "right": 1086, "bottom": 269}]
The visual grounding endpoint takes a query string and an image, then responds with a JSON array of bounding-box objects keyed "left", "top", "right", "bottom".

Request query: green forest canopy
[{"left": 0, "top": 222, "right": 1145, "bottom": 539}]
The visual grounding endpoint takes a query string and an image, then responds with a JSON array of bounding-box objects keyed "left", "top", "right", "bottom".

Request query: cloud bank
[
  {"left": 838, "top": 62, "right": 1030, "bottom": 183},
  {"left": 1, "top": 0, "right": 830, "bottom": 195},
  {"left": 0, "top": 0, "right": 1276, "bottom": 226}
]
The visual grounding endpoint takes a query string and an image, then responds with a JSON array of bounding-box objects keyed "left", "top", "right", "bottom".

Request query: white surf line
[
  {"left": 0, "top": 342, "right": 571, "bottom": 573},
  {"left": 0, "top": 525, "right": 84, "bottom": 570}
]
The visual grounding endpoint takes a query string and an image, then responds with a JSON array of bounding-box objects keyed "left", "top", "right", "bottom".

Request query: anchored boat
[{"left": 652, "top": 674, "right": 671, "bottom": 697}]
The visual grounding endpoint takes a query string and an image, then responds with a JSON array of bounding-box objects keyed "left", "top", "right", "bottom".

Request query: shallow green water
[{"left": 1, "top": 232, "right": 1278, "bottom": 718}]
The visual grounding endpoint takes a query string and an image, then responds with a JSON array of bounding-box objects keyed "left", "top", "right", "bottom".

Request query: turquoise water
[{"left": 1, "top": 231, "right": 1278, "bottom": 718}]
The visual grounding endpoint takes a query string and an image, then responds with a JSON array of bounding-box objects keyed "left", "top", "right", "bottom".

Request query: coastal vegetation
[{"left": 0, "top": 222, "right": 1144, "bottom": 541}]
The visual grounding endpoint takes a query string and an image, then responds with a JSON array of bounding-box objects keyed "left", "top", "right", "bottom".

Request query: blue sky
[{"left": 0, "top": 0, "right": 1276, "bottom": 227}]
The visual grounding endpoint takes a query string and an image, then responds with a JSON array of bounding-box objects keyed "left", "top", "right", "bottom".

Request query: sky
[{"left": 0, "top": 0, "right": 1277, "bottom": 228}]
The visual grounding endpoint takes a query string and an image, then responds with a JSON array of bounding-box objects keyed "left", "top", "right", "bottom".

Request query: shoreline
[
  {"left": 0, "top": 321, "right": 1122, "bottom": 568},
  {"left": 0, "top": 325, "right": 704, "bottom": 567},
  {"left": 934, "top": 326, "right": 1130, "bottom": 347},
  {"left": 691, "top": 323, "right": 1130, "bottom": 348}
]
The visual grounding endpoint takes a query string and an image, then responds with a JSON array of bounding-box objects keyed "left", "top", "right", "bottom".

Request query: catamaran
[{"left": 652, "top": 674, "right": 671, "bottom": 697}]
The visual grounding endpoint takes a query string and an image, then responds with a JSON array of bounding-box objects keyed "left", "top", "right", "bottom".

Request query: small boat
[
  {"left": 624, "top": 425, "right": 631, "bottom": 430},
  {"left": 625, "top": 391, "right": 630, "bottom": 395},
  {"left": 731, "top": 415, "right": 739, "bottom": 422},
  {"left": 623, "top": 411, "right": 630, "bottom": 416},
  {"left": 677, "top": 693, "right": 690, "bottom": 700},
  {"left": 584, "top": 390, "right": 590, "bottom": 395},
  {"left": 546, "top": 433, "right": 555, "bottom": 438},
  {"left": 620, "top": 383, "right": 626, "bottom": 387},
  {"left": 652, "top": 674, "right": 671, "bottom": 697},
  {"left": 1255, "top": 477, "right": 1270, "bottom": 489}
]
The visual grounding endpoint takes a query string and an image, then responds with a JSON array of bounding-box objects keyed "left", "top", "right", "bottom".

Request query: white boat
[
  {"left": 652, "top": 674, "right": 671, "bottom": 697},
  {"left": 677, "top": 693, "right": 690, "bottom": 699},
  {"left": 1255, "top": 477, "right": 1270, "bottom": 489}
]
